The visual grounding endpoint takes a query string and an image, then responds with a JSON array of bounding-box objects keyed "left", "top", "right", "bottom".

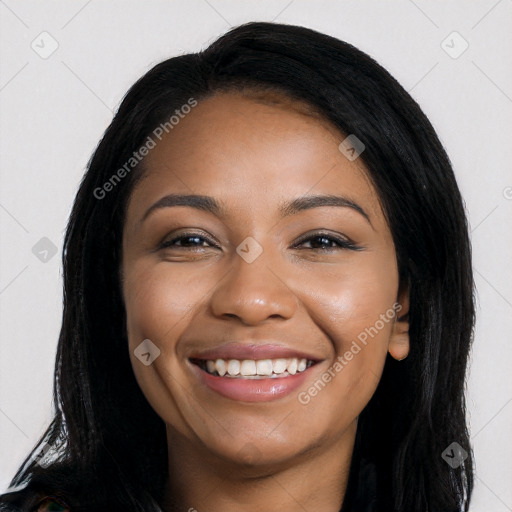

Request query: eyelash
[{"left": 159, "top": 231, "right": 361, "bottom": 252}]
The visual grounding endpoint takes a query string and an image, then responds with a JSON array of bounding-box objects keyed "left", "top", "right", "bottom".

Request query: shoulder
[
  {"left": 0, "top": 485, "right": 70, "bottom": 512},
  {"left": 0, "top": 463, "right": 76, "bottom": 512},
  {"left": 0, "top": 462, "right": 164, "bottom": 511},
  {"left": 0, "top": 488, "right": 69, "bottom": 512}
]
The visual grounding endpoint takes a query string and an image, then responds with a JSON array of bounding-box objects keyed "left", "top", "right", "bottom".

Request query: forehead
[{"left": 125, "top": 92, "right": 383, "bottom": 224}]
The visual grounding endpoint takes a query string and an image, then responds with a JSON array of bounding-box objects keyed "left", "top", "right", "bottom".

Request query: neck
[{"left": 163, "top": 421, "right": 357, "bottom": 512}]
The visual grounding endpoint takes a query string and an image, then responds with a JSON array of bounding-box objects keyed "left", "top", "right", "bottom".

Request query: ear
[{"left": 388, "top": 280, "right": 410, "bottom": 361}]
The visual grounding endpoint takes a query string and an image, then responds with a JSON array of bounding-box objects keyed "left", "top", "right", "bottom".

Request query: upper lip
[{"left": 188, "top": 343, "right": 323, "bottom": 362}]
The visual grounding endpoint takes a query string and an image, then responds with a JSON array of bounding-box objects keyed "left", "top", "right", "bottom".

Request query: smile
[{"left": 191, "top": 357, "right": 316, "bottom": 379}]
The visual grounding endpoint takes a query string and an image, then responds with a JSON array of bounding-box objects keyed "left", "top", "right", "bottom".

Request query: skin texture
[{"left": 121, "top": 92, "right": 410, "bottom": 512}]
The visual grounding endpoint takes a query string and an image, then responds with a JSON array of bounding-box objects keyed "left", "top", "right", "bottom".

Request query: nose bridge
[{"left": 209, "top": 244, "right": 298, "bottom": 325}]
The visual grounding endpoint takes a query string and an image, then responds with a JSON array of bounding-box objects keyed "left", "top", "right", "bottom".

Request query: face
[{"left": 121, "top": 92, "right": 407, "bottom": 468}]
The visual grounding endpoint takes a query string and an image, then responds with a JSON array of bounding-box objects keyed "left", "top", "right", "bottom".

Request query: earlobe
[
  {"left": 388, "top": 329, "right": 409, "bottom": 361},
  {"left": 389, "top": 282, "right": 410, "bottom": 361}
]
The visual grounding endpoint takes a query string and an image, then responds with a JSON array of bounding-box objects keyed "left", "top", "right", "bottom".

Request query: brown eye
[
  {"left": 159, "top": 232, "right": 218, "bottom": 250},
  {"left": 294, "top": 232, "right": 362, "bottom": 251}
]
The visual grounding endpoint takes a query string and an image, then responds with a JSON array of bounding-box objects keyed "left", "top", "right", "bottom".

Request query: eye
[
  {"left": 159, "top": 232, "right": 218, "bottom": 250},
  {"left": 158, "top": 230, "right": 361, "bottom": 252},
  {"left": 293, "top": 231, "right": 361, "bottom": 251}
]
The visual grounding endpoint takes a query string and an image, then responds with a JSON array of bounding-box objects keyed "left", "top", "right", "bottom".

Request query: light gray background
[{"left": 0, "top": 1, "right": 511, "bottom": 510}]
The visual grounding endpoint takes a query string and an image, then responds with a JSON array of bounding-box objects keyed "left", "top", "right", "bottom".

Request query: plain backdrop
[{"left": 0, "top": 1, "right": 511, "bottom": 510}]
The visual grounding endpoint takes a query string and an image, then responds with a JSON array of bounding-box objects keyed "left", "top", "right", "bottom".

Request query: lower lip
[{"left": 190, "top": 363, "right": 311, "bottom": 402}]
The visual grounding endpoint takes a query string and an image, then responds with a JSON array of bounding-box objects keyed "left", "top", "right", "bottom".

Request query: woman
[{"left": 0, "top": 21, "right": 474, "bottom": 512}]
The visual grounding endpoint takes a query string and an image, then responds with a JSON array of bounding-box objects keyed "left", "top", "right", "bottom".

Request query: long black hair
[{"left": 2, "top": 21, "right": 474, "bottom": 512}]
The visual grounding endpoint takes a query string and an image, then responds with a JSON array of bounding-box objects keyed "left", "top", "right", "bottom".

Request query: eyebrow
[{"left": 140, "top": 193, "right": 372, "bottom": 226}]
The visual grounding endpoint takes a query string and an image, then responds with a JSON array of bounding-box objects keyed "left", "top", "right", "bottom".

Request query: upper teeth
[{"left": 204, "top": 357, "right": 310, "bottom": 378}]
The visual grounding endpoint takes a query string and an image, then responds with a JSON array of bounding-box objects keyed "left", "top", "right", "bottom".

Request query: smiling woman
[{"left": 0, "top": 21, "right": 474, "bottom": 512}]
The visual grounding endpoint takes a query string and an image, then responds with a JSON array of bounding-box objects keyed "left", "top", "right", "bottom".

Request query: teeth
[
  {"left": 202, "top": 357, "right": 311, "bottom": 378},
  {"left": 240, "top": 360, "right": 256, "bottom": 376},
  {"left": 215, "top": 359, "right": 227, "bottom": 376},
  {"left": 273, "top": 358, "right": 288, "bottom": 374},
  {"left": 256, "top": 359, "right": 273, "bottom": 376},
  {"left": 227, "top": 359, "right": 240, "bottom": 376},
  {"left": 287, "top": 358, "right": 298, "bottom": 375}
]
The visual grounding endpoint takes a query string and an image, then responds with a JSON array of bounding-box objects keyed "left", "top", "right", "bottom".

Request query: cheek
[
  {"left": 123, "top": 261, "right": 209, "bottom": 345},
  {"left": 304, "top": 253, "right": 398, "bottom": 343},
  {"left": 122, "top": 261, "right": 213, "bottom": 436},
  {"left": 296, "top": 256, "right": 398, "bottom": 413}
]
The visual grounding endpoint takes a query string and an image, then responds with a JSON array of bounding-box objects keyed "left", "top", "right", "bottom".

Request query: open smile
[
  {"left": 190, "top": 356, "right": 317, "bottom": 379},
  {"left": 188, "top": 344, "right": 322, "bottom": 402}
]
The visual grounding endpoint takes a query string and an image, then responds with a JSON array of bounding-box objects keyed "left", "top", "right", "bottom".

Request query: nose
[{"left": 209, "top": 251, "right": 299, "bottom": 326}]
